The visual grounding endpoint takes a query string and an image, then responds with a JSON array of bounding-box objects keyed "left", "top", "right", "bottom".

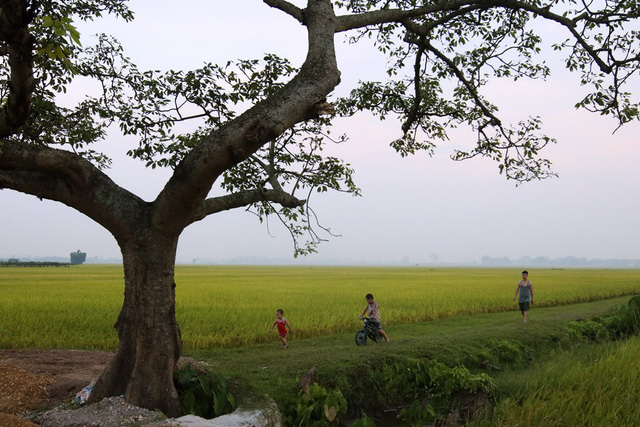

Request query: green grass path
[{"left": 189, "top": 296, "right": 632, "bottom": 403}]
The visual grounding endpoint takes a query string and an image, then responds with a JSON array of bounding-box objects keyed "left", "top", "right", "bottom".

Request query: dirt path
[{"left": 0, "top": 350, "right": 112, "bottom": 427}]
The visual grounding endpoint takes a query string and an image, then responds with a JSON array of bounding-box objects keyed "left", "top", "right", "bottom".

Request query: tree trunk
[{"left": 88, "top": 233, "right": 183, "bottom": 417}]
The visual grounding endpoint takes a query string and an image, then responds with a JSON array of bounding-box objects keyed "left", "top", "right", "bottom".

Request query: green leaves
[
  {"left": 350, "top": 414, "right": 377, "bottom": 427},
  {"left": 292, "top": 382, "right": 348, "bottom": 426},
  {"left": 35, "top": 15, "right": 82, "bottom": 72},
  {"left": 337, "top": 0, "right": 639, "bottom": 183},
  {"left": 56, "top": 41, "right": 360, "bottom": 255},
  {"left": 41, "top": 15, "right": 81, "bottom": 45},
  {"left": 451, "top": 116, "right": 558, "bottom": 183},
  {"left": 400, "top": 359, "right": 494, "bottom": 399},
  {"left": 220, "top": 116, "right": 360, "bottom": 257},
  {"left": 397, "top": 400, "right": 436, "bottom": 427},
  {"left": 2, "top": 2, "right": 131, "bottom": 166},
  {"left": 72, "top": 49, "right": 300, "bottom": 169},
  {"left": 174, "top": 364, "right": 236, "bottom": 419}
]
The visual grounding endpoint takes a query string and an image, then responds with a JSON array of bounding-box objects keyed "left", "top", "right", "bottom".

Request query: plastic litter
[{"left": 74, "top": 379, "right": 96, "bottom": 404}]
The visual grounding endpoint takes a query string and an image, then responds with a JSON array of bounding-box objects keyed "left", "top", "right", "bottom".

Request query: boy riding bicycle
[{"left": 359, "top": 293, "right": 390, "bottom": 343}]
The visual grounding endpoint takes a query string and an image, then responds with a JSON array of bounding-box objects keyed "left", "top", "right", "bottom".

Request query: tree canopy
[
  {"left": 2, "top": 0, "right": 638, "bottom": 253},
  {"left": 70, "top": 249, "right": 86, "bottom": 265},
  {"left": 1, "top": 0, "right": 638, "bottom": 416}
]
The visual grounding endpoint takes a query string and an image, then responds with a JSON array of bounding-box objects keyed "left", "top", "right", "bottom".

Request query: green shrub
[
  {"left": 291, "top": 382, "right": 347, "bottom": 426},
  {"left": 334, "top": 357, "right": 408, "bottom": 411},
  {"left": 604, "top": 296, "right": 640, "bottom": 338},
  {"left": 402, "top": 360, "right": 494, "bottom": 399},
  {"left": 569, "top": 296, "right": 640, "bottom": 341},
  {"left": 490, "top": 340, "right": 524, "bottom": 364},
  {"left": 567, "top": 319, "right": 611, "bottom": 342},
  {"left": 473, "top": 348, "right": 497, "bottom": 365},
  {"left": 397, "top": 400, "right": 436, "bottom": 427},
  {"left": 351, "top": 414, "right": 377, "bottom": 427},
  {"left": 174, "top": 364, "right": 236, "bottom": 419}
]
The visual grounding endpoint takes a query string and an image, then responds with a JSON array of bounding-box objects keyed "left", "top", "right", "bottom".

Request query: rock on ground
[
  {"left": 25, "top": 397, "right": 282, "bottom": 427},
  {"left": 27, "top": 396, "right": 166, "bottom": 427},
  {"left": 154, "top": 400, "right": 282, "bottom": 426}
]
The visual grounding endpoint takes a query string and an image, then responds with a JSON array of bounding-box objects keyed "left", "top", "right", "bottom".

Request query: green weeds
[
  {"left": 173, "top": 364, "right": 236, "bottom": 419},
  {"left": 568, "top": 296, "right": 640, "bottom": 342},
  {"left": 472, "top": 336, "right": 640, "bottom": 426},
  {"left": 287, "top": 382, "right": 347, "bottom": 426},
  {"left": 472, "top": 296, "right": 640, "bottom": 426},
  {"left": 283, "top": 358, "right": 493, "bottom": 426},
  {"left": 397, "top": 400, "right": 436, "bottom": 426},
  {"left": 401, "top": 360, "right": 494, "bottom": 399}
]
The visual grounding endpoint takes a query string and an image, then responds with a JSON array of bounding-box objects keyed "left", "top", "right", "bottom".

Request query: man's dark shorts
[
  {"left": 371, "top": 320, "right": 382, "bottom": 330},
  {"left": 519, "top": 302, "right": 530, "bottom": 312}
]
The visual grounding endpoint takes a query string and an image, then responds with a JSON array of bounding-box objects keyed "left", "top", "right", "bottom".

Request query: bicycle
[{"left": 355, "top": 317, "right": 384, "bottom": 346}]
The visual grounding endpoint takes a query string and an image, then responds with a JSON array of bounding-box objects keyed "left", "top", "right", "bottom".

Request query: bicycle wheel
[
  {"left": 372, "top": 331, "right": 384, "bottom": 343},
  {"left": 355, "top": 330, "right": 367, "bottom": 346}
]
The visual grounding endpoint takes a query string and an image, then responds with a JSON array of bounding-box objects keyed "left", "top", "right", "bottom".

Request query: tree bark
[
  {"left": 88, "top": 232, "right": 182, "bottom": 417},
  {"left": 0, "top": 0, "right": 35, "bottom": 137}
]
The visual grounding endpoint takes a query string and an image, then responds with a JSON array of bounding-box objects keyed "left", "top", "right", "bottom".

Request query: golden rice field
[{"left": 1, "top": 265, "right": 639, "bottom": 350}]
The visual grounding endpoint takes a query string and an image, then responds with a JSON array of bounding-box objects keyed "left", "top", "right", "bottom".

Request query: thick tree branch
[
  {"left": 335, "top": 0, "right": 579, "bottom": 34},
  {"left": 337, "top": 0, "right": 620, "bottom": 75},
  {"left": 263, "top": 0, "right": 304, "bottom": 23},
  {"left": 406, "top": 5, "right": 485, "bottom": 36},
  {"left": 336, "top": 0, "right": 473, "bottom": 32},
  {"left": 0, "top": 140, "right": 147, "bottom": 240},
  {"left": 0, "top": 0, "right": 35, "bottom": 137},
  {"left": 154, "top": 0, "right": 340, "bottom": 235},
  {"left": 189, "top": 189, "right": 305, "bottom": 225}
]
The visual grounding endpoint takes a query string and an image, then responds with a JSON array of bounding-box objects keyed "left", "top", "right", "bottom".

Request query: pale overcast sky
[{"left": 1, "top": 1, "right": 639, "bottom": 264}]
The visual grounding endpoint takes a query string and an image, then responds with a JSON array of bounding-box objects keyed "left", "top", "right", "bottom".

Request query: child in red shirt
[{"left": 270, "top": 309, "right": 293, "bottom": 348}]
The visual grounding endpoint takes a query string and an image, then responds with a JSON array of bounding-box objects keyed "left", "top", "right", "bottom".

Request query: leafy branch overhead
[
  {"left": 332, "top": 0, "right": 639, "bottom": 181},
  {"left": 2, "top": 8, "right": 356, "bottom": 256},
  {"left": 73, "top": 44, "right": 358, "bottom": 255},
  {"left": 2, "top": 0, "right": 639, "bottom": 253}
]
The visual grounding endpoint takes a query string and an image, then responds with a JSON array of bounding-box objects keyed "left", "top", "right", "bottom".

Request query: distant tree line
[
  {"left": 0, "top": 260, "right": 71, "bottom": 267},
  {"left": 0, "top": 249, "right": 88, "bottom": 266},
  {"left": 481, "top": 256, "right": 640, "bottom": 268}
]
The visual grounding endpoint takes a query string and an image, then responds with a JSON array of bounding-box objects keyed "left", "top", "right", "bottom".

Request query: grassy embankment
[
  {"left": 189, "top": 296, "right": 635, "bottom": 417},
  {"left": 471, "top": 335, "right": 640, "bottom": 426}
]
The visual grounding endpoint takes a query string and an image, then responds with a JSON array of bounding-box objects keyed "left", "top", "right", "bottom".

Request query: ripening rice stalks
[{"left": 1, "top": 265, "right": 639, "bottom": 349}]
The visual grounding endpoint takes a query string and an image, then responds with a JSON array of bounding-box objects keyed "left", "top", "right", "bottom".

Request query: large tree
[{"left": 1, "top": 0, "right": 638, "bottom": 416}]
